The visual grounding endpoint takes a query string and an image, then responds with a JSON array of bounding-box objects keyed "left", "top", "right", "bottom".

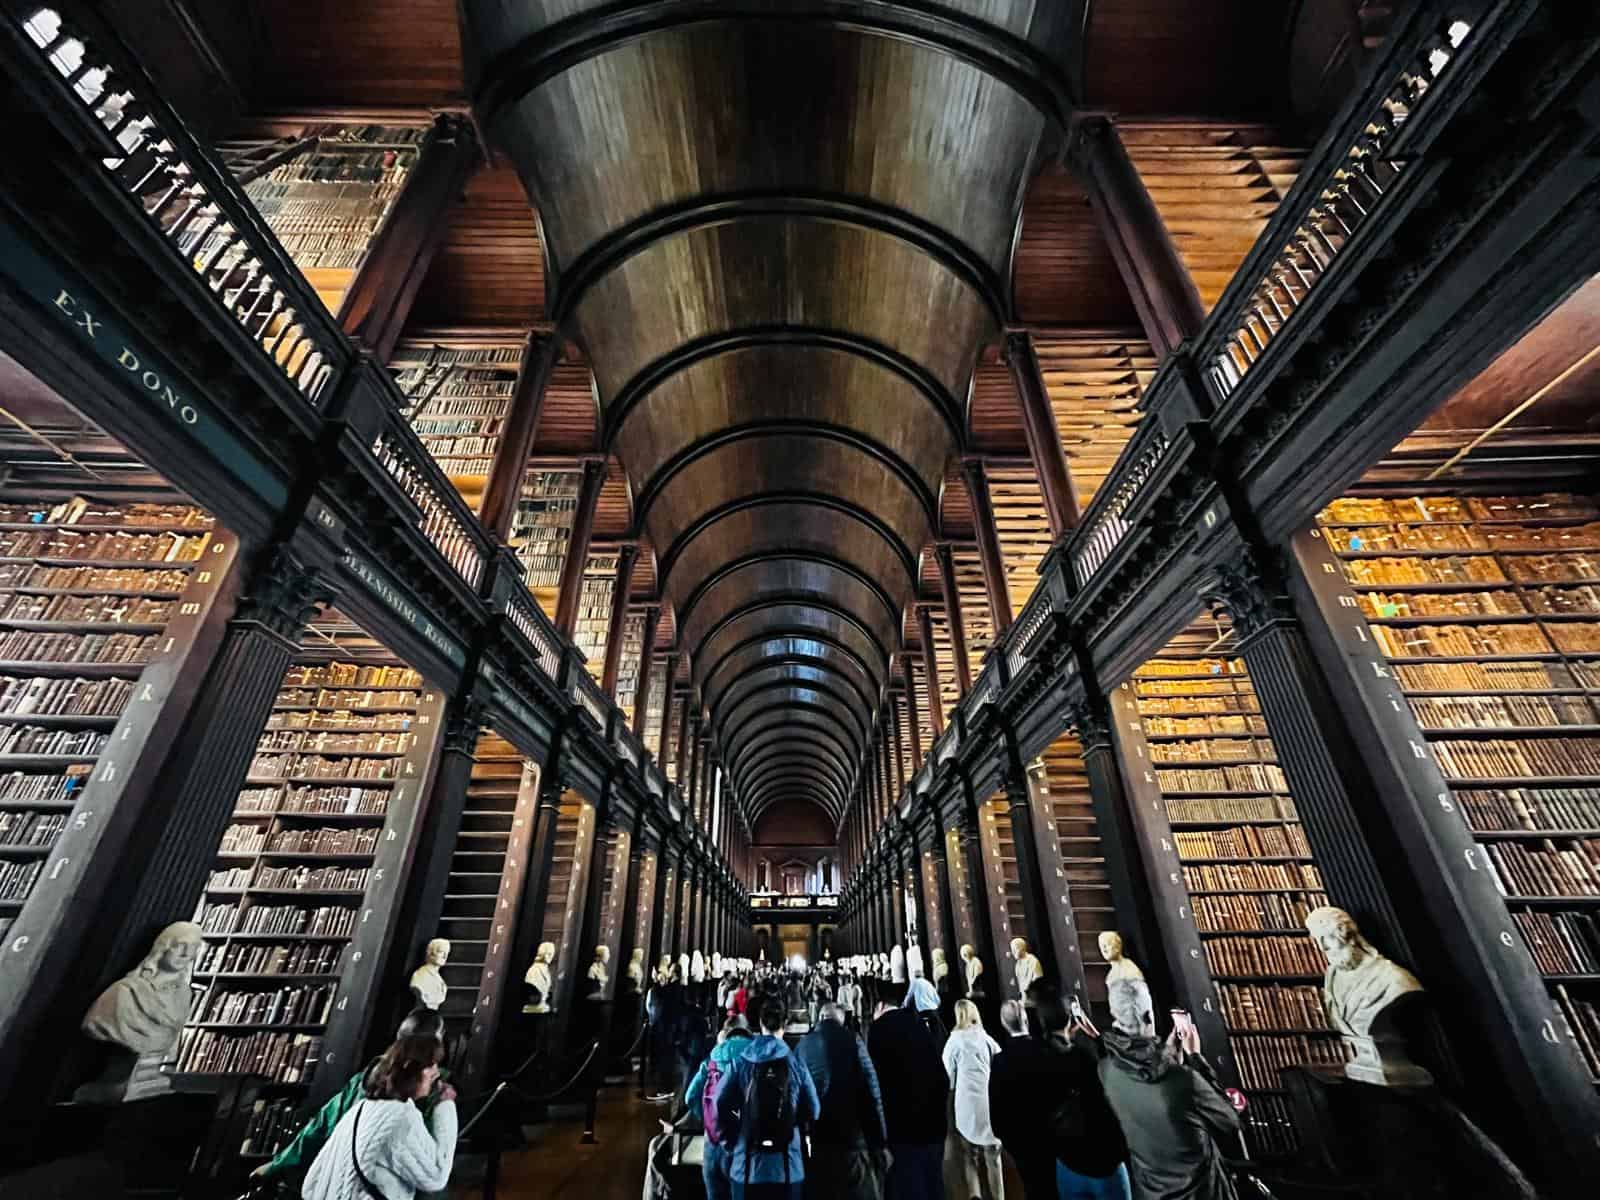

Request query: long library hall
[{"left": 1, "top": 3, "right": 1598, "bottom": 1200}]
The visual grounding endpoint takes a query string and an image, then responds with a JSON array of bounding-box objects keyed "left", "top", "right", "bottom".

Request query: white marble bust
[
  {"left": 627, "top": 947, "right": 645, "bottom": 993},
  {"left": 1098, "top": 931, "right": 1145, "bottom": 984},
  {"left": 409, "top": 938, "right": 450, "bottom": 1010},
  {"left": 931, "top": 947, "right": 949, "bottom": 983},
  {"left": 1011, "top": 937, "right": 1042, "bottom": 996},
  {"left": 691, "top": 949, "right": 706, "bottom": 983},
  {"left": 524, "top": 941, "right": 555, "bottom": 1014},
  {"left": 1306, "top": 906, "right": 1430, "bottom": 1086},
  {"left": 83, "top": 921, "right": 202, "bottom": 1056},
  {"left": 961, "top": 943, "right": 984, "bottom": 993},
  {"left": 890, "top": 944, "right": 906, "bottom": 984},
  {"left": 587, "top": 944, "right": 610, "bottom": 996},
  {"left": 79, "top": 921, "right": 203, "bottom": 1102}
]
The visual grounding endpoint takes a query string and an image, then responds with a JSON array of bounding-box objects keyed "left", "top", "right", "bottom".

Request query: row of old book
[
  {"left": 255, "top": 729, "right": 412, "bottom": 754},
  {"left": 173, "top": 1028, "right": 321, "bottom": 1083},
  {"left": 0, "top": 499, "right": 209, "bottom": 528},
  {"left": 233, "top": 785, "right": 390, "bottom": 818},
  {"left": 1232, "top": 1033, "right": 1350, "bottom": 1091},
  {"left": 1156, "top": 764, "right": 1288, "bottom": 793},
  {"left": 1483, "top": 840, "right": 1600, "bottom": 899},
  {"left": 245, "top": 753, "right": 399, "bottom": 782},
  {"left": 1370, "top": 622, "right": 1553, "bottom": 659},
  {"left": 0, "top": 564, "right": 191, "bottom": 594},
  {"left": 1194, "top": 890, "right": 1328, "bottom": 934},
  {"left": 1514, "top": 909, "right": 1600, "bottom": 974},
  {"left": 1553, "top": 985, "right": 1600, "bottom": 1079},
  {"left": 1321, "top": 494, "right": 1598, "bottom": 524},
  {"left": 0, "top": 629, "right": 158, "bottom": 665},
  {"left": 275, "top": 687, "right": 421, "bottom": 711},
  {"left": 253, "top": 864, "right": 370, "bottom": 892},
  {"left": 0, "top": 529, "right": 208, "bottom": 563},
  {"left": 1205, "top": 934, "right": 1326, "bottom": 978},
  {"left": 0, "top": 767, "right": 87, "bottom": 803},
  {"left": 196, "top": 902, "right": 358, "bottom": 939},
  {"left": 1456, "top": 787, "right": 1600, "bottom": 832},
  {"left": 0, "top": 725, "right": 108, "bottom": 756},
  {"left": 1409, "top": 693, "right": 1597, "bottom": 730},
  {"left": 1393, "top": 659, "right": 1587, "bottom": 692},
  {"left": 1173, "top": 824, "right": 1312, "bottom": 860},
  {"left": 195, "top": 983, "right": 336, "bottom": 1028},
  {"left": 1219, "top": 982, "right": 1333, "bottom": 1031},
  {"left": 1432, "top": 736, "right": 1600, "bottom": 780},
  {"left": 282, "top": 663, "right": 421, "bottom": 689},
  {"left": 0, "top": 675, "right": 135, "bottom": 716},
  {"left": 0, "top": 809, "right": 65, "bottom": 847},
  {"left": 0, "top": 592, "right": 173, "bottom": 624},
  {"left": 264, "top": 709, "right": 413, "bottom": 732},
  {"left": 1184, "top": 861, "right": 1325, "bottom": 893},
  {"left": 198, "top": 939, "right": 344, "bottom": 978}
]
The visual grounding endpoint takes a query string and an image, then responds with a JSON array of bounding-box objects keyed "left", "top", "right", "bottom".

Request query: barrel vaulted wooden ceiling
[{"left": 225, "top": 0, "right": 1301, "bottom": 834}]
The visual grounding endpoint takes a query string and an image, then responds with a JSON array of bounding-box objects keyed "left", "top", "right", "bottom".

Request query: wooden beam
[
  {"left": 478, "top": 332, "right": 560, "bottom": 541},
  {"left": 961, "top": 457, "right": 1013, "bottom": 633},
  {"left": 600, "top": 542, "right": 640, "bottom": 696},
  {"left": 553, "top": 457, "right": 607, "bottom": 636},
  {"left": 1003, "top": 331, "right": 1081, "bottom": 539}
]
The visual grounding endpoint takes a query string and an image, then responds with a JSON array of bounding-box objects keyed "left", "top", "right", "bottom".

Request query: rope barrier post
[
  {"left": 581, "top": 1079, "right": 599, "bottom": 1145},
  {"left": 481, "top": 1144, "right": 500, "bottom": 1200}
]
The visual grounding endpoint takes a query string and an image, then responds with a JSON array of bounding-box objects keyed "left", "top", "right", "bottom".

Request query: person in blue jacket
[
  {"left": 714, "top": 998, "right": 820, "bottom": 1200},
  {"left": 686, "top": 1016, "right": 754, "bottom": 1200}
]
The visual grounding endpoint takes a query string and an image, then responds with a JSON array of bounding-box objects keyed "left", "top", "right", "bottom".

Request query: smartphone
[{"left": 1170, "top": 1008, "right": 1198, "bottom": 1042}]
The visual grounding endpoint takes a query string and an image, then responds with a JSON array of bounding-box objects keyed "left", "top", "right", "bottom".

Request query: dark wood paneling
[
  {"left": 246, "top": 0, "right": 464, "bottom": 108},
  {"left": 1012, "top": 166, "right": 1136, "bottom": 327},
  {"left": 1084, "top": 0, "right": 1286, "bottom": 116},
  {"left": 408, "top": 164, "right": 546, "bottom": 328}
]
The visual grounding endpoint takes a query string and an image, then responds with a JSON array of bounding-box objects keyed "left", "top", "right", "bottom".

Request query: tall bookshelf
[
  {"left": 238, "top": 125, "right": 424, "bottom": 313},
  {"left": 511, "top": 469, "right": 582, "bottom": 616},
  {"left": 177, "top": 623, "right": 445, "bottom": 1134},
  {"left": 391, "top": 341, "right": 522, "bottom": 510},
  {"left": 1120, "top": 622, "right": 1347, "bottom": 1155},
  {"left": 573, "top": 554, "right": 618, "bottom": 683},
  {"left": 976, "top": 796, "right": 1022, "bottom": 993},
  {"left": 1314, "top": 490, "right": 1600, "bottom": 1085},
  {"left": 1038, "top": 733, "right": 1115, "bottom": 1007},
  {"left": 612, "top": 609, "right": 645, "bottom": 724},
  {"left": 0, "top": 497, "right": 217, "bottom": 946}
]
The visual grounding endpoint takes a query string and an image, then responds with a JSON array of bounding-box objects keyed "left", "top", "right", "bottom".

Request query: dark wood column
[
  {"left": 600, "top": 542, "right": 639, "bottom": 697},
  {"left": 554, "top": 457, "right": 607, "bottom": 637},
  {"left": 391, "top": 693, "right": 487, "bottom": 988},
  {"left": 961, "top": 457, "right": 1013, "bottom": 633},
  {"left": 1068, "top": 114, "right": 1205, "bottom": 359},
  {"left": 916, "top": 604, "right": 946, "bottom": 737},
  {"left": 1068, "top": 694, "right": 1172, "bottom": 1009},
  {"left": 889, "top": 839, "right": 909, "bottom": 948},
  {"left": 501, "top": 727, "right": 572, "bottom": 1056},
  {"left": 632, "top": 604, "right": 661, "bottom": 738},
  {"left": 336, "top": 114, "right": 480, "bottom": 363},
  {"left": 901, "top": 654, "right": 924, "bottom": 767},
  {"left": 925, "top": 806, "right": 960, "bottom": 986},
  {"left": 1001, "top": 754, "right": 1070, "bottom": 999},
  {"left": 956, "top": 801, "right": 998, "bottom": 1010},
  {"left": 650, "top": 840, "right": 676, "bottom": 969},
  {"left": 1003, "top": 331, "right": 1080, "bottom": 539},
  {"left": 478, "top": 333, "right": 560, "bottom": 541},
  {"left": 686, "top": 722, "right": 702, "bottom": 826},
  {"left": 934, "top": 542, "right": 972, "bottom": 694},
  {"left": 565, "top": 789, "right": 617, "bottom": 1049},
  {"left": 903, "top": 833, "right": 930, "bottom": 961}
]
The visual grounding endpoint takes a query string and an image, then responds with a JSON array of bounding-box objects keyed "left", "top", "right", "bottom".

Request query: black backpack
[{"left": 742, "top": 1056, "right": 796, "bottom": 1179}]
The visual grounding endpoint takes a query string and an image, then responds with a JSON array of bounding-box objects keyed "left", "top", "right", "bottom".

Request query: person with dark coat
[
  {"left": 1098, "top": 979, "right": 1239, "bottom": 1200},
  {"left": 867, "top": 999, "right": 947, "bottom": 1200},
  {"left": 797, "top": 1002, "right": 889, "bottom": 1200}
]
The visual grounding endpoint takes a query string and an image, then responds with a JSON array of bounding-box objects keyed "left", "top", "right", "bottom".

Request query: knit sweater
[{"left": 300, "top": 1097, "right": 457, "bottom": 1200}]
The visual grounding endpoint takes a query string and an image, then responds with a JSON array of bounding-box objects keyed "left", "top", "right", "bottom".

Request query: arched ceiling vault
[{"left": 464, "top": 1, "right": 1079, "bottom": 827}]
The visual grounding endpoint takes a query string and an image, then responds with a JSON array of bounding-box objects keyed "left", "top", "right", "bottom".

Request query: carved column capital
[
  {"left": 443, "top": 694, "right": 491, "bottom": 756},
  {"left": 233, "top": 546, "right": 333, "bottom": 644},
  {"left": 1065, "top": 695, "right": 1113, "bottom": 751},
  {"left": 1063, "top": 112, "right": 1116, "bottom": 174},
  {"left": 1204, "top": 548, "right": 1296, "bottom": 642}
]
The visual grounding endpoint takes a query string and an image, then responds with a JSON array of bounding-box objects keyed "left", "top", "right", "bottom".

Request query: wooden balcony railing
[
  {"left": 1201, "top": 5, "right": 1485, "bottom": 409},
  {"left": 9, "top": 4, "right": 346, "bottom": 409},
  {"left": 367, "top": 372, "right": 492, "bottom": 591},
  {"left": 1066, "top": 419, "right": 1173, "bottom": 589}
]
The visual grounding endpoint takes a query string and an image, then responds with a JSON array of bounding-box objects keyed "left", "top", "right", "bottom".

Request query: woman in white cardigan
[
  {"left": 942, "top": 999, "right": 1004, "bottom": 1200},
  {"left": 302, "top": 1035, "right": 458, "bottom": 1200}
]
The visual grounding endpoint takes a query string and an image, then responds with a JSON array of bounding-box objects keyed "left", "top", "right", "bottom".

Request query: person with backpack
[
  {"left": 797, "top": 1002, "right": 888, "bottom": 1200},
  {"left": 714, "top": 998, "right": 820, "bottom": 1200},
  {"left": 688, "top": 1016, "right": 756, "bottom": 1200}
]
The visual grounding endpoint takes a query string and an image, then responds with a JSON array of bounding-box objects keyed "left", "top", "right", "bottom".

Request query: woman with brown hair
[{"left": 301, "top": 1035, "right": 458, "bottom": 1200}]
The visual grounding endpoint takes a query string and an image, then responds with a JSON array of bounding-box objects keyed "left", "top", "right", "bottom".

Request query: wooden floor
[{"left": 455, "top": 1084, "right": 660, "bottom": 1200}]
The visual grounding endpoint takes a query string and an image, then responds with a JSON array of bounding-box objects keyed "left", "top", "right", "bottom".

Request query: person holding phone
[{"left": 1098, "top": 980, "right": 1239, "bottom": 1200}]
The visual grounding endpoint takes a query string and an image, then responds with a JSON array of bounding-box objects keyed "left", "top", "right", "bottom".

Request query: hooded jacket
[
  {"left": 714, "top": 1033, "right": 820, "bottom": 1183},
  {"left": 1098, "top": 1030, "right": 1239, "bottom": 1200},
  {"left": 989, "top": 1031, "right": 1126, "bottom": 1180},
  {"left": 685, "top": 1034, "right": 753, "bottom": 1111}
]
